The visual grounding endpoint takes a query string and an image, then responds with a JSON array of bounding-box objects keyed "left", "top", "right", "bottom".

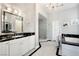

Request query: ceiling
[
  {"left": 1, "top": 3, "right": 78, "bottom": 14},
  {"left": 41, "top": 3, "right": 78, "bottom": 12},
  {"left": 1, "top": 3, "right": 78, "bottom": 12}
]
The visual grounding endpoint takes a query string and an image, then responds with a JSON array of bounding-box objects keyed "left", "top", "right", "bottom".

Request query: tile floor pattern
[{"left": 32, "top": 41, "right": 57, "bottom": 56}]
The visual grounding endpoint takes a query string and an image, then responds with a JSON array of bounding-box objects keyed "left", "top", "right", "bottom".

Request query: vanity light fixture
[
  {"left": 14, "top": 9, "right": 22, "bottom": 16},
  {"left": 7, "top": 7, "right": 12, "bottom": 12}
]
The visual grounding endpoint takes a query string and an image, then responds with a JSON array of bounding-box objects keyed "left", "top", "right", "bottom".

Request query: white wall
[
  {"left": 49, "top": 5, "right": 79, "bottom": 40},
  {"left": 0, "top": 5, "right": 1, "bottom": 34},
  {"left": 58, "top": 6, "right": 79, "bottom": 34},
  {"left": 35, "top": 4, "right": 39, "bottom": 47},
  {"left": 37, "top": 4, "right": 49, "bottom": 18},
  {"left": 60, "top": 7, "right": 79, "bottom": 34},
  {"left": 47, "top": 20, "right": 52, "bottom": 40},
  {"left": 21, "top": 4, "right": 36, "bottom": 32},
  {"left": 52, "top": 21, "right": 60, "bottom": 40}
]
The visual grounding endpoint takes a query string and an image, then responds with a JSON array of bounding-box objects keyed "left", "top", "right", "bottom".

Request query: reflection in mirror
[{"left": 1, "top": 11, "right": 23, "bottom": 33}]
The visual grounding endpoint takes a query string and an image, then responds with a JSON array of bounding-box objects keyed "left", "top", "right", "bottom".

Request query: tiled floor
[{"left": 32, "top": 41, "right": 57, "bottom": 56}]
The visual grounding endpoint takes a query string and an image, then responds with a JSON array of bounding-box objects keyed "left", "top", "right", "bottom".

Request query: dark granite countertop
[
  {"left": 0, "top": 32, "right": 35, "bottom": 42},
  {"left": 62, "top": 34, "right": 79, "bottom": 46}
]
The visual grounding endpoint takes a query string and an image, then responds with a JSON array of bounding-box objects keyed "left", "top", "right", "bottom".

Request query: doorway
[{"left": 39, "top": 14, "right": 47, "bottom": 41}]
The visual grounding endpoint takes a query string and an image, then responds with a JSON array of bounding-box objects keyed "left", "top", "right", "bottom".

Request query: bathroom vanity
[
  {"left": 0, "top": 32, "right": 35, "bottom": 56},
  {"left": 0, "top": 9, "right": 36, "bottom": 56},
  {"left": 62, "top": 34, "right": 79, "bottom": 56}
]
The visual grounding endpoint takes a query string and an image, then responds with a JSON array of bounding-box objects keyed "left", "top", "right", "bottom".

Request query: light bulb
[
  {"left": 14, "top": 10, "right": 18, "bottom": 14},
  {"left": 7, "top": 7, "right": 12, "bottom": 12},
  {"left": 18, "top": 12, "right": 21, "bottom": 15},
  {"left": 18, "top": 9, "right": 21, "bottom": 16}
]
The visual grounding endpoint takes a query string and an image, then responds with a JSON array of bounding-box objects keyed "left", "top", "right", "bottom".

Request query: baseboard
[
  {"left": 29, "top": 42, "right": 41, "bottom": 56},
  {"left": 35, "top": 45, "right": 40, "bottom": 49},
  {"left": 22, "top": 45, "right": 40, "bottom": 56},
  {"left": 56, "top": 47, "right": 62, "bottom": 56}
]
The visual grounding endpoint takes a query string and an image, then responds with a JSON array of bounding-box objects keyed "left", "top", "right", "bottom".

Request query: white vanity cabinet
[
  {"left": 62, "top": 44, "right": 79, "bottom": 56},
  {"left": 9, "top": 35, "right": 35, "bottom": 56},
  {"left": 9, "top": 39, "right": 23, "bottom": 56},
  {"left": 0, "top": 35, "right": 35, "bottom": 56},
  {"left": 0, "top": 41, "right": 9, "bottom": 56},
  {"left": 21, "top": 35, "right": 35, "bottom": 55},
  {"left": 21, "top": 37, "right": 30, "bottom": 55},
  {"left": 29, "top": 35, "right": 35, "bottom": 50}
]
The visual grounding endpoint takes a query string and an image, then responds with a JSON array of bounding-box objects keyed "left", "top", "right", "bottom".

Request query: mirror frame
[{"left": 1, "top": 11, "right": 23, "bottom": 33}]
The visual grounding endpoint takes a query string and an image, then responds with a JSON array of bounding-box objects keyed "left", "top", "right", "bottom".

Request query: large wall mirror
[{"left": 1, "top": 11, "right": 23, "bottom": 33}]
